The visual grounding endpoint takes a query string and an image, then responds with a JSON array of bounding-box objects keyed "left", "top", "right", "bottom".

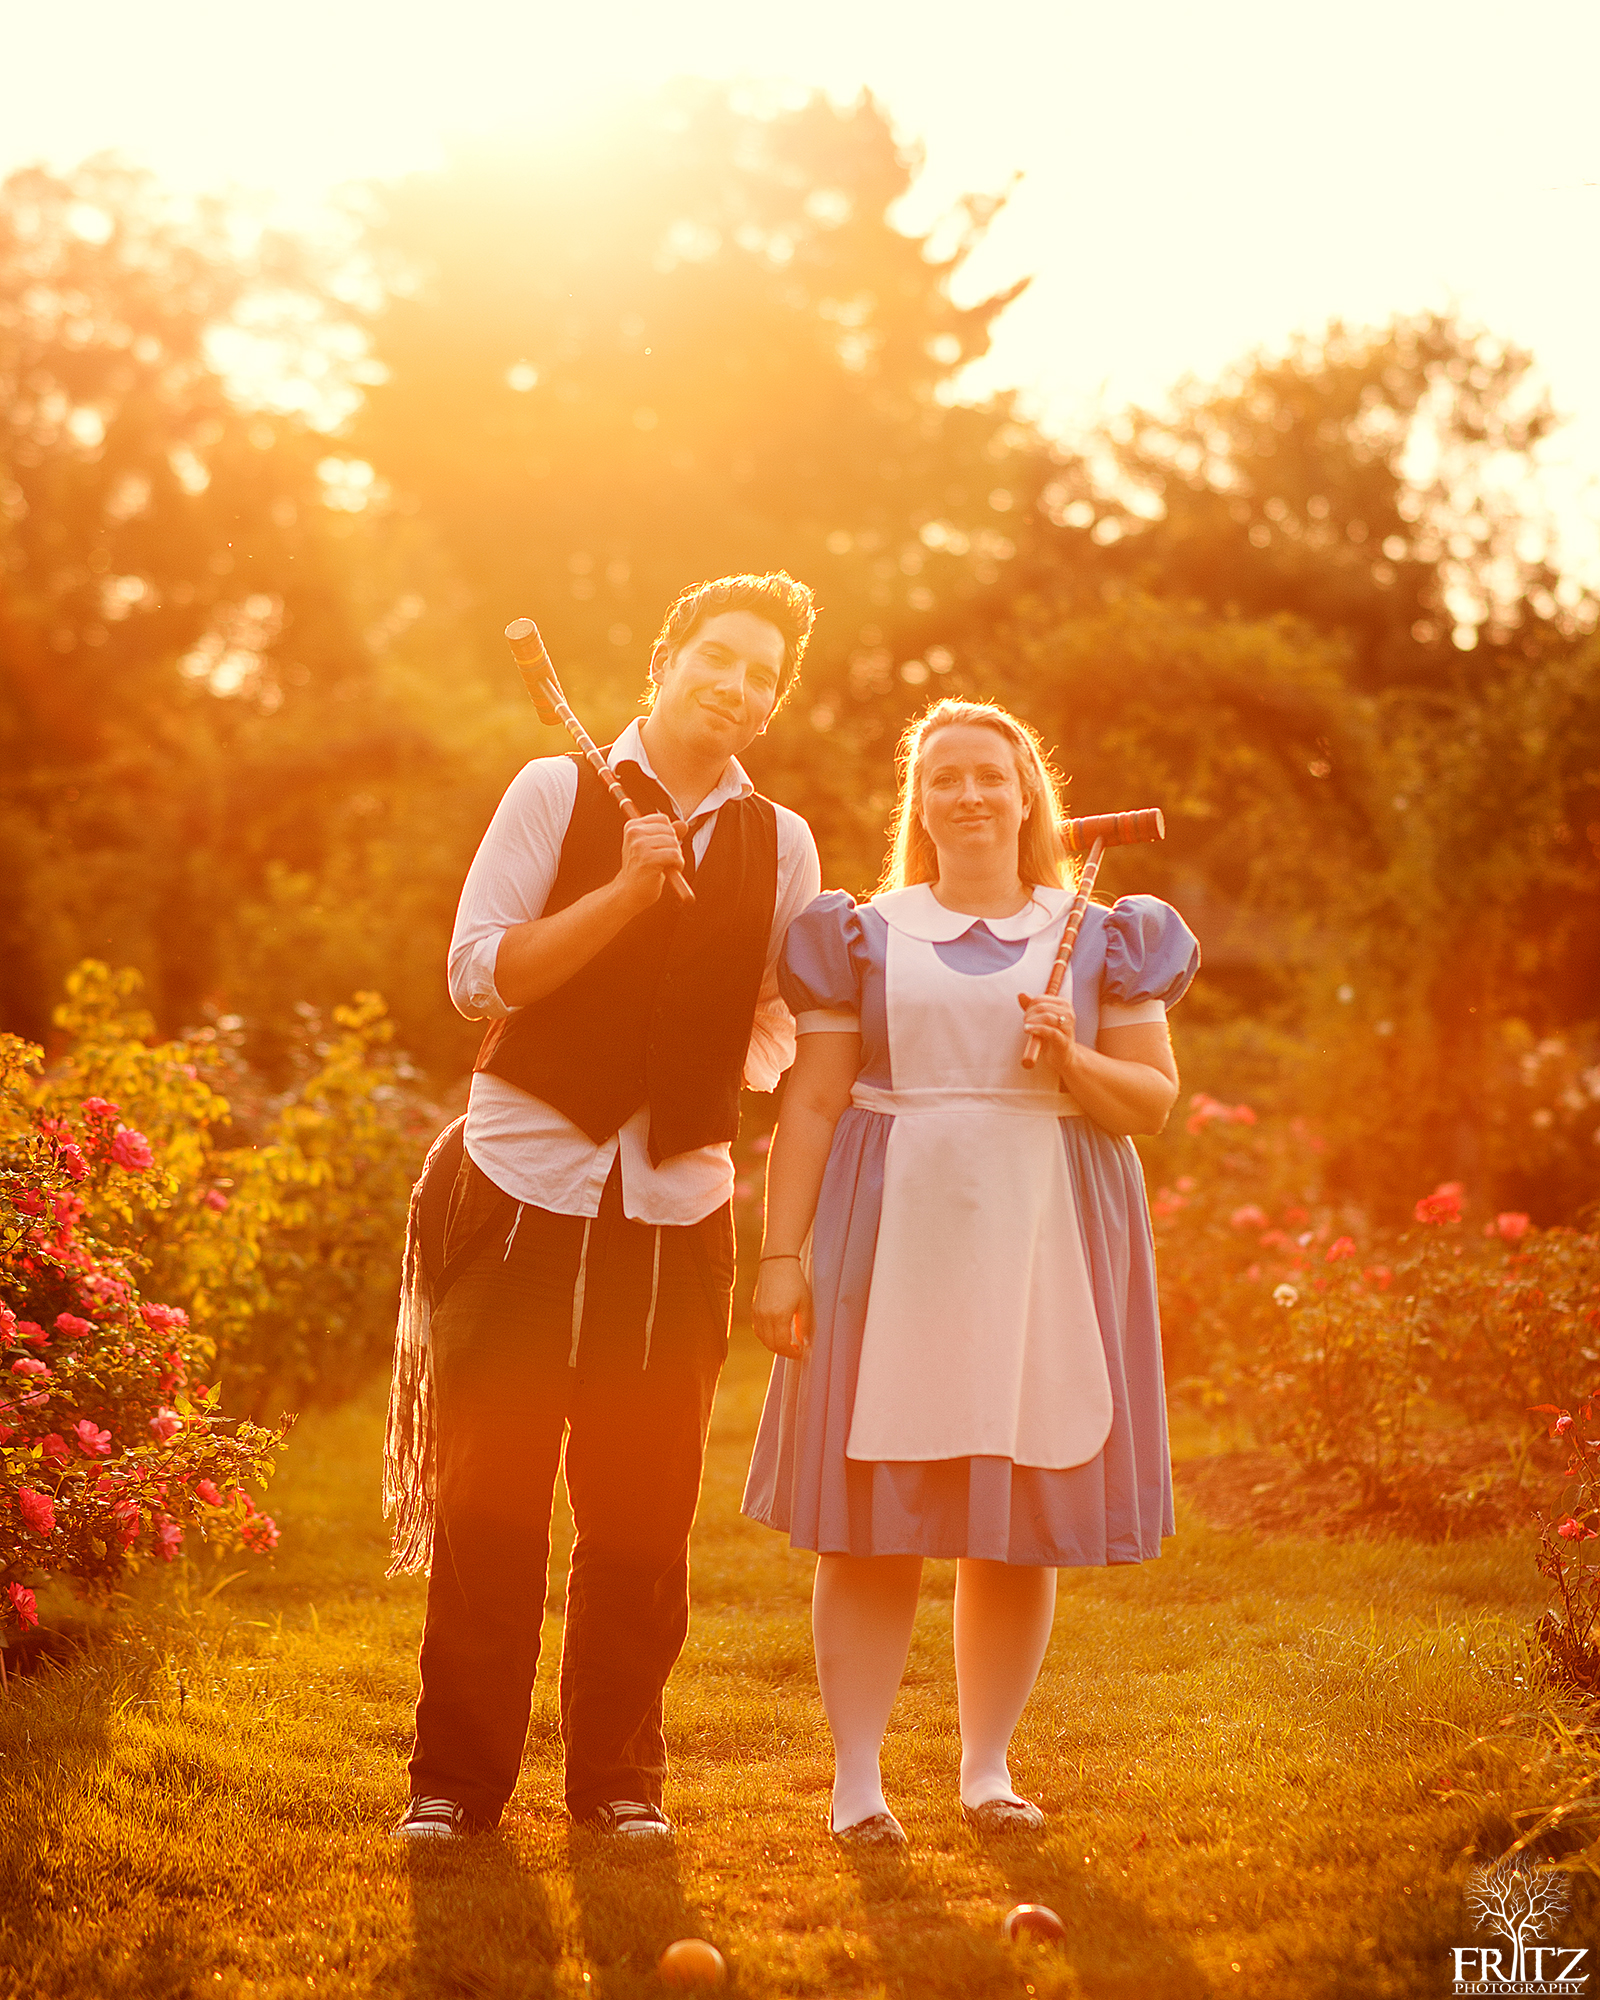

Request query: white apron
[{"left": 844, "top": 885, "right": 1114, "bottom": 1471}]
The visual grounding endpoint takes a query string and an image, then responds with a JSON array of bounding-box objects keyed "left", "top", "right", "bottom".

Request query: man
[{"left": 391, "top": 572, "right": 821, "bottom": 1841}]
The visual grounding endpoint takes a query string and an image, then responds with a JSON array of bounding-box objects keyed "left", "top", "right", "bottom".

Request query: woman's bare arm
[
  {"left": 750, "top": 1031, "right": 861, "bottom": 1356},
  {"left": 1018, "top": 993, "right": 1179, "bottom": 1136}
]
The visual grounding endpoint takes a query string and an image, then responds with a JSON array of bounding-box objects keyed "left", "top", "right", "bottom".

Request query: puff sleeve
[
  {"left": 1100, "top": 895, "right": 1201, "bottom": 1026},
  {"left": 777, "top": 890, "right": 865, "bottom": 1034}
]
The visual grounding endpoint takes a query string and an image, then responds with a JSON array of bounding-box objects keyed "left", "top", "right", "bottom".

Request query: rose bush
[
  {"left": 1150, "top": 1094, "right": 1600, "bottom": 1508},
  {"left": 0, "top": 1035, "right": 286, "bottom": 1638},
  {"left": 25, "top": 962, "right": 433, "bottom": 1414}
]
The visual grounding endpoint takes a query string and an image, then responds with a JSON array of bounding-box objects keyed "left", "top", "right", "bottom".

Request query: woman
[{"left": 741, "top": 698, "right": 1199, "bottom": 1847}]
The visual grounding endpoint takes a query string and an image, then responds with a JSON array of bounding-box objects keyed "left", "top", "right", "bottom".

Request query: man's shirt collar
[{"left": 608, "top": 715, "right": 753, "bottom": 822}]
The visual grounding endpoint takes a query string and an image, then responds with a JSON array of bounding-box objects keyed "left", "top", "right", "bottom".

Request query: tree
[
  {"left": 0, "top": 159, "right": 379, "bottom": 1042},
  {"left": 350, "top": 82, "right": 1060, "bottom": 881},
  {"left": 1089, "top": 313, "right": 1576, "bottom": 692}
]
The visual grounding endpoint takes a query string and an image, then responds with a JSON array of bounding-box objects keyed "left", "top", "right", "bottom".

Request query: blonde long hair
[{"left": 878, "top": 698, "right": 1072, "bottom": 892}]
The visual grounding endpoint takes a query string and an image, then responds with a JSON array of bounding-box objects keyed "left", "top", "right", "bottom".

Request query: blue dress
[{"left": 740, "top": 890, "right": 1200, "bottom": 1566}]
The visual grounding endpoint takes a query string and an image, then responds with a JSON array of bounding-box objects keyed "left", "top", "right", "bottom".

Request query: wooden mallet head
[
  {"left": 504, "top": 617, "right": 561, "bottom": 725},
  {"left": 1061, "top": 808, "right": 1165, "bottom": 853}
]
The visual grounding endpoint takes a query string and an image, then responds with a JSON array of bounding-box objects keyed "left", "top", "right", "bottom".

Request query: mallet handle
[
  {"left": 1022, "top": 840, "right": 1105, "bottom": 1070},
  {"left": 1021, "top": 807, "right": 1167, "bottom": 1071},
  {"left": 505, "top": 617, "right": 694, "bottom": 906}
]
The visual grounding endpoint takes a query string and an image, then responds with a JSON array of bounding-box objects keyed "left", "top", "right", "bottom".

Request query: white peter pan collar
[{"left": 869, "top": 882, "right": 1073, "bottom": 942}]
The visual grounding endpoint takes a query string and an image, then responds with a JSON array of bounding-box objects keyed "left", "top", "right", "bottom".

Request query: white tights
[{"left": 812, "top": 1552, "right": 1058, "bottom": 1831}]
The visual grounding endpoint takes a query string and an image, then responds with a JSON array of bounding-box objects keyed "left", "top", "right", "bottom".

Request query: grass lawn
[{"left": 1, "top": 1331, "right": 1594, "bottom": 1999}]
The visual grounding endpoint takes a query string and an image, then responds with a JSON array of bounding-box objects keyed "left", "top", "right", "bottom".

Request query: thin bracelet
[{"left": 758, "top": 1253, "right": 804, "bottom": 1263}]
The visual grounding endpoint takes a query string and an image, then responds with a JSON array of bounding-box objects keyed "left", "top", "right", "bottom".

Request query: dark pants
[{"left": 407, "top": 1154, "right": 732, "bottom": 1824}]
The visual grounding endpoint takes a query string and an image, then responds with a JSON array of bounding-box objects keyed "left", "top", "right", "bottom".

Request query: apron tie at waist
[
  {"left": 567, "top": 1218, "right": 592, "bottom": 1367},
  {"left": 850, "top": 1083, "right": 1084, "bottom": 1118},
  {"left": 503, "top": 1203, "right": 526, "bottom": 1259},
  {"left": 642, "top": 1226, "right": 662, "bottom": 1370}
]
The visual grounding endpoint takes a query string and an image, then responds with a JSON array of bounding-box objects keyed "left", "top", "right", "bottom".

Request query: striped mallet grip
[
  {"left": 504, "top": 617, "right": 694, "bottom": 905},
  {"left": 1021, "top": 807, "right": 1166, "bottom": 1070}
]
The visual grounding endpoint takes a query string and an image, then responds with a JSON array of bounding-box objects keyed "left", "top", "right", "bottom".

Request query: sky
[{"left": 7, "top": 0, "right": 1599, "bottom": 579}]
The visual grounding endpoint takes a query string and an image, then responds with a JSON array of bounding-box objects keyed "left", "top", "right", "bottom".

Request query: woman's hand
[
  {"left": 753, "top": 1256, "right": 812, "bottom": 1360},
  {"left": 1017, "top": 988, "right": 1078, "bottom": 1085}
]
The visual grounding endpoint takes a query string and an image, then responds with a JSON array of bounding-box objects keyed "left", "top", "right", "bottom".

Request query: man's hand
[
  {"left": 752, "top": 1258, "right": 811, "bottom": 1360},
  {"left": 615, "top": 812, "right": 689, "bottom": 915}
]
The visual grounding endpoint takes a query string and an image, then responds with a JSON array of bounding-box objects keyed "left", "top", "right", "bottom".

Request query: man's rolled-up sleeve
[
  {"left": 743, "top": 808, "right": 823, "bottom": 1092},
  {"left": 447, "top": 758, "right": 577, "bottom": 1022}
]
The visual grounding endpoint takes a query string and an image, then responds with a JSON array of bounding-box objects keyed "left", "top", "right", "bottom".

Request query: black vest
[{"left": 476, "top": 753, "right": 779, "bottom": 1164}]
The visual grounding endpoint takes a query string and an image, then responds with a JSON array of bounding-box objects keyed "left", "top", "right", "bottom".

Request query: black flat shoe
[
  {"left": 830, "top": 1809, "right": 908, "bottom": 1848},
  {"left": 961, "top": 1796, "right": 1045, "bottom": 1833}
]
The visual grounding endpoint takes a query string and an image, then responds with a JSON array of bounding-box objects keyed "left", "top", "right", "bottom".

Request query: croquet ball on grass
[
  {"left": 657, "top": 1938, "right": 728, "bottom": 1988},
  {"left": 1002, "top": 1903, "right": 1066, "bottom": 1944}
]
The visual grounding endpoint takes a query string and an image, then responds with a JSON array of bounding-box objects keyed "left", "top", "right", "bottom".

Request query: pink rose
[
  {"left": 1364, "top": 1265, "right": 1393, "bottom": 1289},
  {"left": 1230, "top": 1205, "right": 1269, "bottom": 1231},
  {"left": 54, "top": 1313, "right": 92, "bottom": 1340},
  {"left": 6, "top": 1582, "right": 38, "bottom": 1630},
  {"left": 19, "top": 1392, "right": 48, "bottom": 1411},
  {"left": 1555, "top": 1413, "right": 1574, "bottom": 1435},
  {"left": 148, "top": 1408, "right": 181, "bottom": 1442},
  {"left": 57, "top": 1143, "right": 88, "bottom": 1183},
  {"left": 73, "top": 1420, "right": 112, "bottom": 1457},
  {"left": 139, "top": 1303, "right": 189, "bottom": 1334},
  {"left": 203, "top": 1189, "right": 230, "bottom": 1213},
  {"left": 1259, "top": 1228, "right": 1288, "bottom": 1248},
  {"left": 14, "top": 1189, "right": 44, "bottom": 1217},
  {"left": 241, "top": 1512, "right": 279, "bottom": 1553},
  {"left": 1495, "top": 1212, "right": 1531, "bottom": 1243},
  {"left": 20, "top": 1323, "right": 48, "bottom": 1350},
  {"left": 40, "top": 1433, "right": 70, "bottom": 1467},
  {"left": 153, "top": 1519, "right": 184, "bottom": 1562},
  {"left": 10, "top": 1357, "right": 48, "bottom": 1378},
  {"left": 18, "top": 1488, "right": 55, "bottom": 1536},
  {"left": 1558, "top": 1516, "right": 1598, "bottom": 1541},
  {"left": 1325, "top": 1236, "right": 1357, "bottom": 1263},
  {"left": 108, "top": 1498, "right": 141, "bottom": 1547},
  {"left": 0, "top": 1306, "right": 14, "bottom": 1339},
  {"left": 194, "top": 1478, "right": 222, "bottom": 1505},
  {"left": 109, "top": 1128, "right": 154, "bottom": 1172},
  {"left": 1229, "top": 1104, "right": 1258, "bottom": 1125},
  {"left": 80, "top": 1097, "right": 121, "bottom": 1121}
]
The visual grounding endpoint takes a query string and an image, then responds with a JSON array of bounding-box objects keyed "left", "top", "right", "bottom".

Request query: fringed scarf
[{"left": 383, "top": 1114, "right": 467, "bottom": 1577}]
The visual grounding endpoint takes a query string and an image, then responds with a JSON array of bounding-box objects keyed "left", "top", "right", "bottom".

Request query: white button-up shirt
[{"left": 448, "top": 717, "right": 821, "bottom": 1224}]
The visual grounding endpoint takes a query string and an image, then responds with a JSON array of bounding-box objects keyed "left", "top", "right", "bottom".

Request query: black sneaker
[
  {"left": 390, "top": 1794, "right": 483, "bottom": 1840},
  {"left": 577, "top": 1798, "right": 674, "bottom": 1841}
]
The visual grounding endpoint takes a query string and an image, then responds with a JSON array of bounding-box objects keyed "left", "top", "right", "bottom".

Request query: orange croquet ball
[
  {"left": 1003, "top": 1902, "right": 1066, "bottom": 1944},
  {"left": 657, "top": 1938, "right": 728, "bottom": 1989}
]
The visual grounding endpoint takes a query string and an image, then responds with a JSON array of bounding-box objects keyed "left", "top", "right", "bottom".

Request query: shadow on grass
[
  {"left": 405, "top": 1835, "right": 562, "bottom": 2000},
  {"left": 566, "top": 1831, "right": 712, "bottom": 1999},
  {"left": 0, "top": 1637, "right": 219, "bottom": 2000},
  {"left": 831, "top": 1840, "right": 1041, "bottom": 1997},
  {"left": 989, "top": 1835, "right": 1214, "bottom": 2000}
]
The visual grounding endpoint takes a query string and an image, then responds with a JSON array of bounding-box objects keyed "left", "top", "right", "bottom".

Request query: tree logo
[{"left": 1454, "top": 1859, "right": 1589, "bottom": 1992}]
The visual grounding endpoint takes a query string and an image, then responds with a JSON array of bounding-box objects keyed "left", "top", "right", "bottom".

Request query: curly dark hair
[{"left": 649, "top": 572, "right": 817, "bottom": 712}]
